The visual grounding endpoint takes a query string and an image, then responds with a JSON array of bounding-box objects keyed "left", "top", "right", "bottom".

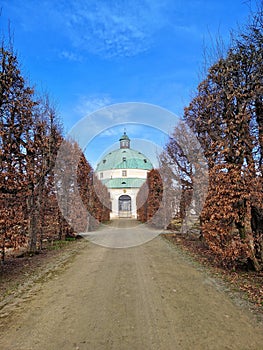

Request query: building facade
[{"left": 95, "top": 132, "right": 153, "bottom": 218}]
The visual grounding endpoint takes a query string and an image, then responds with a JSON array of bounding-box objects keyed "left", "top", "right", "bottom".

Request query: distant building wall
[
  {"left": 99, "top": 168, "right": 149, "bottom": 180},
  {"left": 109, "top": 187, "right": 140, "bottom": 218}
]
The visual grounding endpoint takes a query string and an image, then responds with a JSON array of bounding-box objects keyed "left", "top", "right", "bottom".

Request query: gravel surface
[{"left": 0, "top": 221, "right": 262, "bottom": 349}]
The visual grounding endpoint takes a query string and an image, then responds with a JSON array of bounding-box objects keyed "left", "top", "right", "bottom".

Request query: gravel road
[{"left": 0, "top": 220, "right": 262, "bottom": 350}]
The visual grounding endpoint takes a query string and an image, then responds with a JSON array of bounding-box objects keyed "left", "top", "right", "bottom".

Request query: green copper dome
[
  {"left": 96, "top": 148, "right": 153, "bottom": 172},
  {"left": 119, "top": 132, "right": 130, "bottom": 141}
]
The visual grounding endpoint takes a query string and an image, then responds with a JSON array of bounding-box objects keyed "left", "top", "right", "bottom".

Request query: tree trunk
[
  {"left": 28, "top": 185, "right": 38, "bottom": 253},
  {"left": 250, "top": 205, "right": 263, "bottom": 271},
  {"left": 38, "top": 177, "right": 45, "bottom": 250},
  {"left": 0, "top": 229, "right": 6, "bottom": 270},
  {"left": 255, "top": 98, "right": 263, "bottom": 172}
]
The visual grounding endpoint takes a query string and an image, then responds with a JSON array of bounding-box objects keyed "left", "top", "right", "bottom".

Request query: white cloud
[
  {"left": 3, "top": 0, "right": 200, "bottom": 59},
  {"left": 59, "top": 50, "right": 84, "bottom": 62},
  {"left": 55, "top": 0, "right": 176, "bottom": 58},
  {"left": 75, "top": 95, "right": 113, "bottom": 117}
]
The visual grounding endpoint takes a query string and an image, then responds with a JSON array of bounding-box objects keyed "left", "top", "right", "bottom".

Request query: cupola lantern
[{"left": 119, "top": 131, "right": 130, "bottom": 149}]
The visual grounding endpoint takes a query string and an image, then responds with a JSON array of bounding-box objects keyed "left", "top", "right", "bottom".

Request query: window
[
  {"left": 144, "top": 159, "right": 147, "bottom": 163},
  {"left": 123, "top": 157, "right": 126, "bottom": 161},
  {"left": 100, "top": 172, "right": 103, "bottom": 179},
  {"left": 103, "top": 159, "right": 106, "bottom": 164},
  {"left": 122, "top": 170, "right": 127, "bottom": 177}
]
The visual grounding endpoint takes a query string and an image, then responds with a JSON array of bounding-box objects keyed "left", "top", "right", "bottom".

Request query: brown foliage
[
  {"left": 137, "top": 169, "right": 166, "bottom": 228},
  {"left": 0, "top": 43, "right": 110, "bottom": 264},
  {"left": 55, "top": 138, "right": 110, "bottom": 234},
  {"left": 183, "top": 10, "right": 263, "bottom": 270}
]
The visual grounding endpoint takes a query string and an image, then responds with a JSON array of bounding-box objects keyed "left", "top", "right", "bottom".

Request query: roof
[
  {"left": 102, "top": 178, "right": 146, "bottom": 189},
  {"left": 96, "top": 148, "right": 153, "bottom": 172},
  {"left": 119, "top": 132, "right": 130, "bottom": 141}
]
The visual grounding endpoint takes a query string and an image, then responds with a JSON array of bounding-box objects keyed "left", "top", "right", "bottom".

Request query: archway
[{"left": 118, "top": 195, "right": 132, "bottom": 218}]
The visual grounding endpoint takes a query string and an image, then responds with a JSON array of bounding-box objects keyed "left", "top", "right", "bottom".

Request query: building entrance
[{"left": 118, "top": 195, "right": 132, "bottom": 218}]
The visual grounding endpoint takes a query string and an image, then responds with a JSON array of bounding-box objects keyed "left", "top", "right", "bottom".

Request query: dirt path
[{"left": 0, "top": 222, "right": 262, "bottom": 350}]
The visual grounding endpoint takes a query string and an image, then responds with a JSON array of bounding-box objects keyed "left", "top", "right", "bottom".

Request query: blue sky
[{"left": 1, "top": 0, "right": 257, "bottom": 166}]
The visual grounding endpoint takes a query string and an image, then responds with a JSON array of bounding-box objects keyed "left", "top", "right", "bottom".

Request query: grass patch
[{"left": 47, "top": 239, "right": 74, "bottom": 250}]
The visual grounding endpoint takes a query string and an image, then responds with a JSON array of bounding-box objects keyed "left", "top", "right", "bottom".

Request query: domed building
[{"left": 95, "top": 132, "right": 153, "bottom": 218}]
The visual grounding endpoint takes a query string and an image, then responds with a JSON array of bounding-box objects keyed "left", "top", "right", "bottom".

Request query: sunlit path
[
  {"left": 82, "top": 219, "right": 161, "bottom": 248},
  {"left": 0, "top": 226, "right": 262, "bottom": 350}
]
